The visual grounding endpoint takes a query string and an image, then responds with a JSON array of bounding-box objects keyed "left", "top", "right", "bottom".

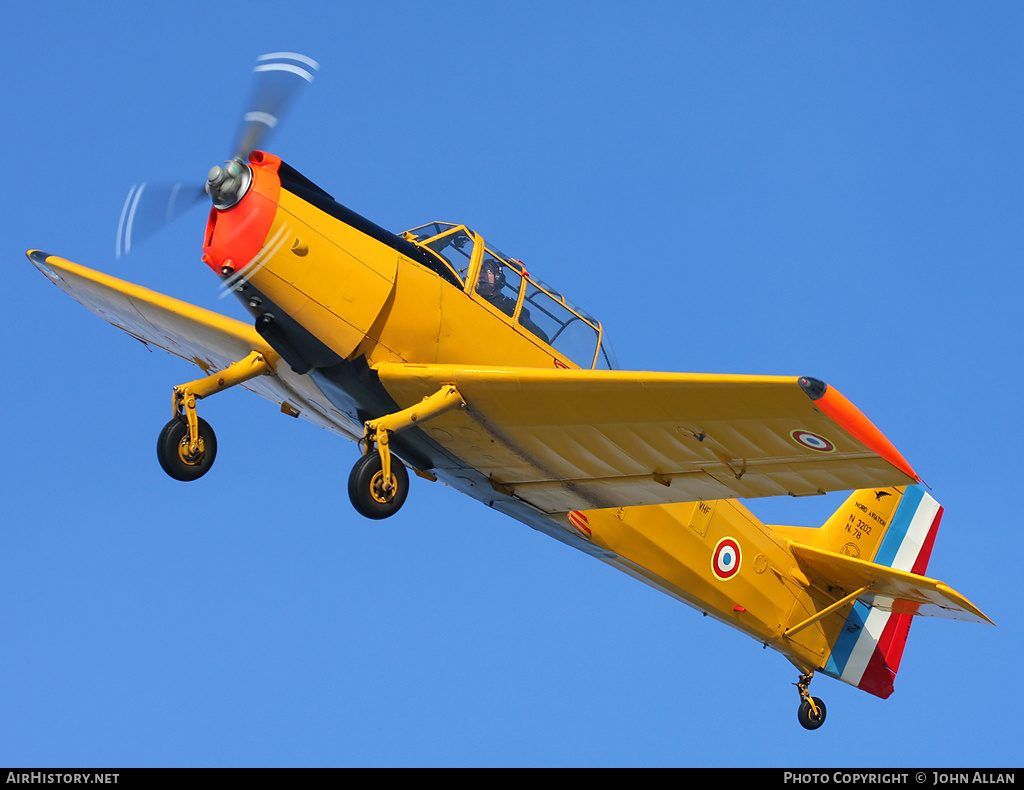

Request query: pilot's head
[{"left": 476, "top": 259, "right": 505, "bottom": 299}]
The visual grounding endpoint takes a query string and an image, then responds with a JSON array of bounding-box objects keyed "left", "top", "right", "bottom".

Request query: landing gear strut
[
  {"left": 155, "top": 350, "right": 272, "bottom": 481},
  {"left": 795, "top": 672, "right": 827, "bottom": 730},
  {"left": 348, "top": 385, "right": 465, "bottom": 519}
]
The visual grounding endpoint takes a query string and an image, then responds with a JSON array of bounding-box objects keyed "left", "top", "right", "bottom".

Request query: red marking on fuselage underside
[{"left": 568, "top": 511, "right": 591, "bottom": 537}]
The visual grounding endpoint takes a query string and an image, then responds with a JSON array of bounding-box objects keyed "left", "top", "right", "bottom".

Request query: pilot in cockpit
[
  {"left": 475, "top": 259, "right": 517, "bottom": 316},
  {"left": 476, "top": 259, "right": 549, "bottom": 343}
]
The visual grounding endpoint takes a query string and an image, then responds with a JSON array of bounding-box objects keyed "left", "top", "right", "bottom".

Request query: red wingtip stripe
[{"left": 813, "top": 384, "right": 919, "bottom": 482}]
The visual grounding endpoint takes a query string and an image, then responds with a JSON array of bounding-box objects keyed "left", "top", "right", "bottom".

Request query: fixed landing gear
[
  {"left": 348, "top": 384, "right": 465, "bottom": 520},
  {"left": 157, "top": 415, "right": 218, "bottom": 481},
  {"left": 795, "top": 672, "right": 827, "bottom": 730},
  {"left": 348, "top": 450, "right": 409, "bottom": 519},
  {"left": 155, "top": 351, "right": 272, "bottom": 482},
  {"left": 798, "top": 696, "right": 827, "bottom": 730}
]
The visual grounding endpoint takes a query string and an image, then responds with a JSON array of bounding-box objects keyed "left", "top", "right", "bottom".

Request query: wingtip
[
  {"left": 798, "top": 376, "right": 828, "bottom": 400},
  {"left": 27, "top": 250, "right": 64, "bottom": 282},
  {"left": 802, "top": 377, "right": 920, "bottom": 483}
]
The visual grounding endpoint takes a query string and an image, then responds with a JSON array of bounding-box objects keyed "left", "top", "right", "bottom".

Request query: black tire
[
  {"left": 798, "top": 697, "right": 827, "bottom": 730},
  {"left": 156, "top": 415, "right": 217, "bottom": 481},
  {"left": 348, "top": 452, "right": 409, "bottom": 519}
]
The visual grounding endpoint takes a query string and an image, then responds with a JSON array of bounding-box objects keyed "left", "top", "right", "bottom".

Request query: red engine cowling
[{"left": 201, "top": 151, "right": 282, "bottom": 276}]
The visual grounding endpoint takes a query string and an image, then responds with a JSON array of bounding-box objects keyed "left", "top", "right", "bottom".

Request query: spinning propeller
[{"left": 115, "top": 52, "right": 318, "bottom": 259}]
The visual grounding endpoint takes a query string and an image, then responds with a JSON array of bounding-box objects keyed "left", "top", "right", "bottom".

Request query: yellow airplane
[{"left": 26, "top": 53, "right": 990, "bottom": 730}]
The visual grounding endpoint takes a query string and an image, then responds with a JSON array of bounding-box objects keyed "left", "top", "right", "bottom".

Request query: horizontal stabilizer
[{"left": 790, "top": 541, "right": 992, "bottom": 625}]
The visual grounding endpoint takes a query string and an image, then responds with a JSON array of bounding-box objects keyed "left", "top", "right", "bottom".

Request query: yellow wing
[
  {"left": 27, "top": 251, "right": 359, "bottom": 439},
  {"left": 374, "top": 362, "right": 920, "bottom": 514}
]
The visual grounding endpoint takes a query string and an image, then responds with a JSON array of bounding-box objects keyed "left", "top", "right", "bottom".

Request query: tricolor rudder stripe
[
  {"left": 872, "top": 485, "right": 941, "bottom": 576},
  {"left": 822, "top": 485, "right": 943, "bottom": 698}
]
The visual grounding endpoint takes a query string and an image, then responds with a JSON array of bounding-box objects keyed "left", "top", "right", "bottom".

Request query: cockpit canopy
[{"left": 402, "top": 223, "right": 617, "bottom": 370}]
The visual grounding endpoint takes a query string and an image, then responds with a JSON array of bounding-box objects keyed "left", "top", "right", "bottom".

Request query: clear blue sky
[{"left": 4, "top": 0, "right": 1021, "bottom": 768}]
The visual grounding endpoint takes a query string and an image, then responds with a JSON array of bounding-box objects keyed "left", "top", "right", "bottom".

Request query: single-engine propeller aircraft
[{"left": 27, "top": 53, "right": 991, "bottom": 729}]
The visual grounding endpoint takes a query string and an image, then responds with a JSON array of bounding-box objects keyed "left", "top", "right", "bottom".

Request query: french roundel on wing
[
  {"left": 790, "top": 429, "right": 836, "bottom": 453},
  {"left": 712, "top": 537, "right": 742, "bottom": 581}
]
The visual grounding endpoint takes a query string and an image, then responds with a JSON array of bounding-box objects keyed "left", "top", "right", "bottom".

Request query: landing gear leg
[
  {"left": 348, "top": 385, "right": 465, "bottom": 519},
  {"left": 155, "top": 350, "right": 272, "bottom": 481},
  {"left": 795, "top": 672, "right": 827, "bottom": 730}
]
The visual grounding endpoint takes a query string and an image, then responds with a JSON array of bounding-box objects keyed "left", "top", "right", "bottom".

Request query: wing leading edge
[{"left": 374, "top": 362, "right": 920, "bottom": 514}]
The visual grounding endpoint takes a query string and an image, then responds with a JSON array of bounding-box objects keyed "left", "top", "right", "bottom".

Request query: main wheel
[
  {"left": 348, "top": 452, "right": 409, "bottom": 519},
  {"left": 798, "top": 697, "right": 827, "bottom": 730},
  {"left": 157, "top": 415, "right": 217, "bottom": 481}
]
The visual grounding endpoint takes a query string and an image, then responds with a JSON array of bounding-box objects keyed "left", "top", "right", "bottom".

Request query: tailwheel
[
  {"left": 794, "top": 672, "right": 827, "bottom": 730},
  {"left": 157, "top": 415, "right": 218, "bottom": 481},
  {"left": 348, "top": 451, "right": 409, "bottom": 519},
  {"left": 798, "top": 696, "right": 827, "bottom": 730}
]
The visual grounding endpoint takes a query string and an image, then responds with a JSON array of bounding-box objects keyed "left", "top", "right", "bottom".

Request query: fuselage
[{"left": 197, "top": 151, "right": 870, "bottom": 682}]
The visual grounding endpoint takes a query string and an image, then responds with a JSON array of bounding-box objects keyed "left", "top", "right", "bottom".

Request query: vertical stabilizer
[{"left": 819, "top": 485, "right": 943, "bottom": 697}]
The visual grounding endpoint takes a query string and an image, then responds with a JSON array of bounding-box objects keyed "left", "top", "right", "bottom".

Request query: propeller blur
[{"left": 114, "top": 52, "right": 318, "bottom": 260}]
